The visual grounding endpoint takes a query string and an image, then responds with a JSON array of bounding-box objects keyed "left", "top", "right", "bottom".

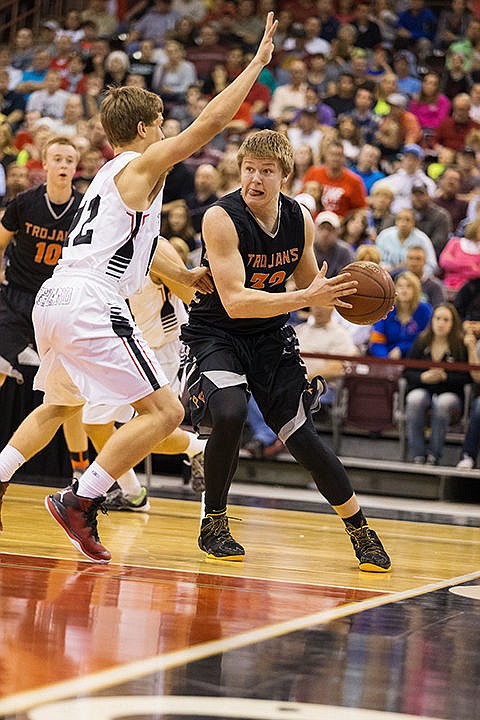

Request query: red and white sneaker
[{"left": 45, "top": 482, "right": 111, "bottom": 563}]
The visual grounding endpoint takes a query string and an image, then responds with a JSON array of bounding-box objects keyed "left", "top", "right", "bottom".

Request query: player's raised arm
[{"left": 138, "top": 12, "right": 277, "bottom": 182}]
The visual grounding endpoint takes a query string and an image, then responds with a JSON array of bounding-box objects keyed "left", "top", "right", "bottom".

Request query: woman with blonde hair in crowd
[{"left": 369, "top": 271, "right": 433, "bottom": 358}]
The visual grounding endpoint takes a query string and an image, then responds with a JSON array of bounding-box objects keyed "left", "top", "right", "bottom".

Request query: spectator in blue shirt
[
  {"left": 369, "top": 271, "right": 433, "bottom": 358},
  {"left": 396, "top": 0, "right": 437, "bottom": 70},
  {"left": 393, "top": 51, "right": 421, "bottom": 98},
  {"left": 397, "top": 0, "right": 437, "bottom": 41},
  {"left": 352, "top": 144, "right": 385, "bottom": 195},
  {"left": 15, "top": 48, "right": 51, "bottom": 98}
]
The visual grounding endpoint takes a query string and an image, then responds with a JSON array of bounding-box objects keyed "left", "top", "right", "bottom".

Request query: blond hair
[
  {"left": 41, "top": 135, "right": 79, "bottom": 162},
  {"left": 100, "top": 85, "right": 163, "bottom": 148},
  {"left": 237, "top": 130, "right": 294, "bottom": 177},
  {"left": 396, "top": 270, "right": 421, "bottom": 313},
  {"left": 355, "top": 245, "right": 381, "bottom": 264}
]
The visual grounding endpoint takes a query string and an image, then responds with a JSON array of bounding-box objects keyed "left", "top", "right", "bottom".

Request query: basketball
[{"left": 336, "top": 261, "right": 395, "bottom": 325}]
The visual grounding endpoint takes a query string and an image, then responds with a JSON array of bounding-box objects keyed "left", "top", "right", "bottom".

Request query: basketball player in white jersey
[
  {"left": 0, "top": 12, "right": 278, "bottom": 563},
  {"left": 83, "top": 238, "right": 209, "bottom": 511}
]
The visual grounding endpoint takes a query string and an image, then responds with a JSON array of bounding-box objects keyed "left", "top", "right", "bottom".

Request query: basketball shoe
[
  {"left": 45, "top": 482, "right": 111, "bottom": 563},
  {"left": 346, "top": 522, "right": 391, "bottom": 572},
  {"left": 198, "top": 511, "right": 245, "bottom": 561},
  {"left": 0, "top": 482, "right": 9, "bottom": 532},
  {"left": 183, "top": 451, "right": 205, "bottom": 493},
  {"left": 103, "top": 486, "right": 150, "bottom": 512}
]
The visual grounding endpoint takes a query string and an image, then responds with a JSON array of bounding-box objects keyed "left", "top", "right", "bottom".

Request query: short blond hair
[
  {"left": 355, "top": 244, "right": 381, "bottom": 264},
  {"left": 370, "top": 184, "right": 394, "bottom": 200},
  {"left": 42, "top": 135, "right": 79, "bottom": 163},
  {"left": 237, "top": 129, "right": 295, "bottom": 177},
  {"left": 100, "top": 85, "right": 163, "bottom": 148}
]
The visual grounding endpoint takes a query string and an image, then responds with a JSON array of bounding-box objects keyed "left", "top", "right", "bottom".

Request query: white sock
[
  {"left": 76, "top": 461, "right": 115, "bottom": 498},
  {"left": 0, "top": 445, "right": 26, "bottom": 482},
  {"left": 116, "top": 468, "right": 142, "bottom": 496},
  {"left": 185, "top": 434, "right": 206, "bottom": 458}
]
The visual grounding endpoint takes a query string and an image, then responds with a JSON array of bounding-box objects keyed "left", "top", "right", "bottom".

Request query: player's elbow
[
  {"left": 224, "top": 300, "right": 242, "bottom": 318},
  {"left": 198, "top": 111, "right": 224, "bottom": 137}
]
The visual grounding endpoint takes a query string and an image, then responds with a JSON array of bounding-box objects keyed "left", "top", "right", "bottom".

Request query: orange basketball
[{"left": 336, "top": 261, "right": 395, "bottom": 325}]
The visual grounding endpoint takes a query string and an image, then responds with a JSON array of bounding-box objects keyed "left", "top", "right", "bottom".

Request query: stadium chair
[{"left": 331, "top": 364, "right": 402, "bottom": 454}]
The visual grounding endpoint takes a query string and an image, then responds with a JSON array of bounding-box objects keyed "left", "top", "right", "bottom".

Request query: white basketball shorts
[{"left": 33, "top": 270, "right": 168, "bottom": 407}]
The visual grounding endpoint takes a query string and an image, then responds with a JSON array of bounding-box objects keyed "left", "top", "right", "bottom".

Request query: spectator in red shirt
[
  {"left": 302, "top": 139, "right": 367, "bottom": 219},
  {"left": 50, "top": 35, "right": 75, "bottom": 82},
  {"left": 434, "top": 93, "right": 480, "bottom": 152}
]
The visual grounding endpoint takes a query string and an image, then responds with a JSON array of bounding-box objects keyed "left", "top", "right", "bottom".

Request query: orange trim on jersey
[{"left": 370, "top": 330, "right": 387, "bottom": 345}]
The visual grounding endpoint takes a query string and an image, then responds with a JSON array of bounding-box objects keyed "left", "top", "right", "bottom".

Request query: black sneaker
[
  {"left": 198, "top": 512, "right": 245, "bottom": 561},
  {"left": 346, "top": 522, "right": 391, "bottom": 572},
  {"left": 0, "top": 481, "right": 9, "bottom": 532},
  {"left": 104, "top": 486, "right": 150, "bottom": 512},
  {"left": 45, "top": 482, "right": 111, "bottom": 563}
]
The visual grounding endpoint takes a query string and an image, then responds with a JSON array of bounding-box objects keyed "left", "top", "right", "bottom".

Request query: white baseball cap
[{"left": 314, "top": 210, "right": 341, "bottom": 229}]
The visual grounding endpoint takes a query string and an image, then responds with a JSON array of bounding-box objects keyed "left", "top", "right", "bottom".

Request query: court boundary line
[{"left": 1, "top": 568, "right": 480, "bottom": 716}]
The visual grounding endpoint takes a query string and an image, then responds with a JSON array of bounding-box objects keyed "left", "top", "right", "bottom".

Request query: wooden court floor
[{"left": 1, "top": 482, "right": 480, "bottom": 720}]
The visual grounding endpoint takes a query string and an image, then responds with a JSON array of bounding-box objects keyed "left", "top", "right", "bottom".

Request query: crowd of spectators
[{"left": 3, "top": 0, "right": 480, "bottom": 466}]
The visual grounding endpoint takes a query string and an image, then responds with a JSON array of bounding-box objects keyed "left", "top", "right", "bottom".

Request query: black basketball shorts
[
  {"left": 0, "top": 285, "right": 36, "bottom": 375},
  {"left": 180, "top": 322, "right": 326, "bottom": 441}
]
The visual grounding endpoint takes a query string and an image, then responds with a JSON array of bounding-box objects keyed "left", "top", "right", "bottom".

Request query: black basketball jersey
[
  {"left": 188, "top": 189, "right": 306, "bottom": 335},
  {"left": 1, "top": 184, "right": 82, "bottom": 294}
]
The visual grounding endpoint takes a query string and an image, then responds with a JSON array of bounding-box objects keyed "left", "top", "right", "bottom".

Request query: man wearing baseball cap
[
  {"left": 313, "top": 211, "right": 355, "bottom": 278},
  {"left": 372, "top": 143, "right": 436, "bottom": 214}
]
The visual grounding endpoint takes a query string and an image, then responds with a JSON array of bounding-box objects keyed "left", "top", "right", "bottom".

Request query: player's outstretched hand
[
  {"left": 305, "top": 261, "right": 358, "bottom": 308},
  {"left": 187, "top": 266, "right": 214, "bottom": 294},
  {"left": 254, "top": 12, "right": 278, "bottom": 68}
]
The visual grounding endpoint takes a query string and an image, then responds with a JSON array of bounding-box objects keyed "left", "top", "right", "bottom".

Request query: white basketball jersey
[
  {"left": 129, "top": 276, "right": 188, "bottom": 349},
  {"left": 58, "top": 151, "right": 163, "bottom": 298}
]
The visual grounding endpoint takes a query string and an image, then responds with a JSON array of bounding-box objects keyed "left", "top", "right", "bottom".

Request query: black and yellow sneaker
[
  {"left": 346, "top": 522, "right": 391, "bottom": 572},
  {"left": 198, "top": 512, "right": 245, "bottom": 561}
]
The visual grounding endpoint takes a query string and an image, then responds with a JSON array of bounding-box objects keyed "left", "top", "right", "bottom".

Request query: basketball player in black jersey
[
  {"left": 0, "top": 136, "right": 90, "bottom": 481},
  {"left": 181, "top": 130, "right": 392, "bottom": 572}
]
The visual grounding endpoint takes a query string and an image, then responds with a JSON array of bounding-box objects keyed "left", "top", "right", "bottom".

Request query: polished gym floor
[{"left": 1, "top": 476, "right": 479, "bottom": 720}]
